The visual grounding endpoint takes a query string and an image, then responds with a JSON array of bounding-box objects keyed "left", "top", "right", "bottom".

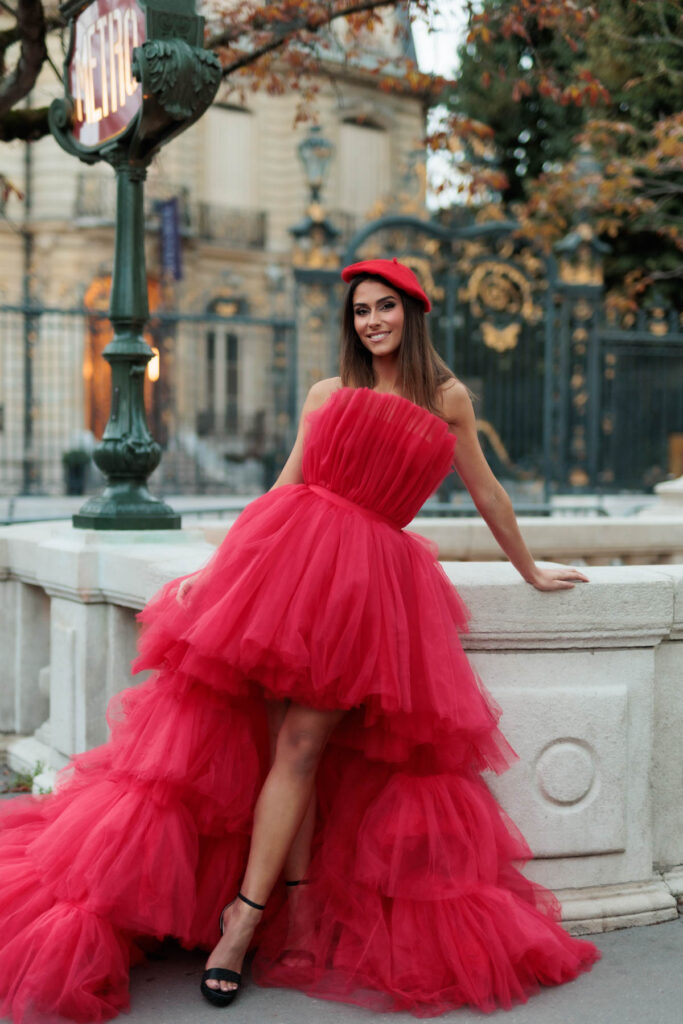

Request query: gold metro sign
[{"left": 68, "top": 0, "right": 146, "bottom": 148}]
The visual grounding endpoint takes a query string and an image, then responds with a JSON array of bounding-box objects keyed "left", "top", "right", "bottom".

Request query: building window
[
  {"left": 203, "top": 106, "right": 255, "bottom": 209},
  {"left": 199, "top": 329, "right": 240, "bottom": 436},
  {"left": 225, "top": 332, "right": 239, "bottom": 433},
  {"left": 338, "top": 120, "right": 389, "bottom": 215},
  {"left": 203, "top": 330, "right": 216, "bottom": 434}
]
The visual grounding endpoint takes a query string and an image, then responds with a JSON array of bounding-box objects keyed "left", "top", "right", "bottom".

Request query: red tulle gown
[{"left": 0, "top": 387, "right": 598, "bottom": 1023}]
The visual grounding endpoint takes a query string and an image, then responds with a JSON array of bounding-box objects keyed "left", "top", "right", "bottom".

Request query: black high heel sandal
[{"left": 200, "top": 891, "right": 265, "bottom": 1008}]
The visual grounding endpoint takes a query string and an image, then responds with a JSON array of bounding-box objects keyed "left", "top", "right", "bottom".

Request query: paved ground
[
  {"left": 0, "top": 913, "right": 679, "bottom": 1024},
  {"left": 127, "top": 919, "right": 683, "bottom": 1024}
]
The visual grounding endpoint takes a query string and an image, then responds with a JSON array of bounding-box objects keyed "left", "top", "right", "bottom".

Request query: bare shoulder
[
  {"left": 436, "top": 377, "right": 474, "bottom": 426},
  {"left": 309, "top": 376, "right": 342, "bottom": 399},
  {"left": 303, "top": 376, "right": 342, "bottom": 414}
]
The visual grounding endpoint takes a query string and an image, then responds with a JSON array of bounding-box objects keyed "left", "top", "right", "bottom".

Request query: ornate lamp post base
[{"left": 73, "top": 484, "right": 180, "bottom": 530}]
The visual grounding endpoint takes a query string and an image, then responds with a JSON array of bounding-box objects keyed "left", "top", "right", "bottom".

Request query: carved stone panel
[{"left": 470, "top": 647, "right": 654, "bottom": 888}]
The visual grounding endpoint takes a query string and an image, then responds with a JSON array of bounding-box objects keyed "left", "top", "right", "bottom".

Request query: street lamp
[
  {"left": 50, "top": 0, "right": 221, "bottom": 529},
  {"left": 291, "top": 124, "right": 340, "bottom": 264},
  {"left": 297, "top": 125, "right": 334, "bottom": 203},
  {"left": 289, "top": 123, "right": 341, "bottom": 433}
]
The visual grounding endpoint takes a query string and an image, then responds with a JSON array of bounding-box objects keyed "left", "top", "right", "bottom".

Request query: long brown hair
[{"left": 339, "top": 272, "right": 454, "bottom": 416}]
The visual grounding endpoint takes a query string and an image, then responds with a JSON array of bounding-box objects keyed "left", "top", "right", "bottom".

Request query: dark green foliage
[{"left": 449, "top": 7, "right": 585, "bottom": 202}]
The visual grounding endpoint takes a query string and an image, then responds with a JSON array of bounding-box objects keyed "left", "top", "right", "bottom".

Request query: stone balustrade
[
  {"left": 415, "top": 514, "right": 683, "bottom": 566},
  {"left": 194, "top": 514, "right": 683, "bottom": 566},
  {"left": 1, "top": 519, "right": 682, "bottom": 936}
]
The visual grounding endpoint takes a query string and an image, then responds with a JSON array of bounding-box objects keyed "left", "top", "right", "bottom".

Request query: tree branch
[
  {"left": 647, "top": 267, "right": 683, "bottom": 282},
  {"left": 0, "top": 0, "right": 48, "bottom": 116},
  {"left": 0, "top": 26, "right": 20, "bottom": 49},
  {"left": 207, "top": 0, "right": 398, "bottom": 76},
  {"left": 604, "top": 25, "right": 683, "bottom": 50},
  {"left": 642, "top": 181, "right": 683, "bottom": 195},
  {"left": 44, "top": 47, "right": 63, "bottom": 84},
  {"left": 220, "top": 33, "right": 293, "bottom": 78},
  {"left": 655, "top": 0, "right": 683, "bottom": 45},
  {"left": 0, "top": 103, "right": 49, "bottom": 141}
]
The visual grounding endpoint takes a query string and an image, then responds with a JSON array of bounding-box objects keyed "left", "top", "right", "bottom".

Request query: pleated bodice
[{"left": 302, "top": 387, "right": 455, "bottom": 528}]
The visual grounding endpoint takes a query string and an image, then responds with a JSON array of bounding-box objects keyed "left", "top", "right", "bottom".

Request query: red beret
[{"left": 341, "top": 257, "right": 431, "bottom": 313}]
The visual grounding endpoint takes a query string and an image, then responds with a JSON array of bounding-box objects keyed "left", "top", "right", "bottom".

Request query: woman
[{"left": 0, "top": 259, "right": 597, "bottom": 1023}]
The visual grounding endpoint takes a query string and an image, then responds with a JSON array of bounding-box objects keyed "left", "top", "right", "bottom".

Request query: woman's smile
[{"left": 352, "top": 280, "right": 405, "bottom": 355}]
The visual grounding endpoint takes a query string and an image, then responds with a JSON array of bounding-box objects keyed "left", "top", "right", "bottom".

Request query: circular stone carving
[{"left": 536, "top": 740, "right": 595, "bottom": 806}]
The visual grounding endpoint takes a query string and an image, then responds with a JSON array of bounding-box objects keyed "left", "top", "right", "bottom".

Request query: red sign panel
[{"left": 69, "top": 0, "right": 147, "bottom": 149}]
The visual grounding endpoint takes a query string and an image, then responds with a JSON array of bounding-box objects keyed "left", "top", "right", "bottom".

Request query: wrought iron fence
[
  {"left": 0, "top": 304, "right": 295, "bottom": 499},
  {"left": 3, "top": 216, "right": 682, "bottom": 504},
  {"left": 593, "top": 308, "right": 683, "bottom": 490},
  {"left": 329, "top": 215, "right": 553, "bottom": 503},
  {"left": 332, "top": 214, "right": 683, "bottom": 498}
]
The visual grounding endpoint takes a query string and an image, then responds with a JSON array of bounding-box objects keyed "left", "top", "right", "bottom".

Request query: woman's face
[{"left": 352, "top": 280, "right": 405, "bottom": 358}]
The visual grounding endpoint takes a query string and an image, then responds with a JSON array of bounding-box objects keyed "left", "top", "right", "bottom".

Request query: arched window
[{"left": 338, "top": 119, "right": 390, "bottom": 215}]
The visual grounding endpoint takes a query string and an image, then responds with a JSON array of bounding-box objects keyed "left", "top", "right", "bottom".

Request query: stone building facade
[{"left": 0, "top": 13, "right": 427, "bottom": 495}]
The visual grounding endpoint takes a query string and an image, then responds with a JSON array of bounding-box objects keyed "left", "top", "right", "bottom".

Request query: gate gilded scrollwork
[{"left": 294, "top": 210, "right": 683, "bottom": 498}]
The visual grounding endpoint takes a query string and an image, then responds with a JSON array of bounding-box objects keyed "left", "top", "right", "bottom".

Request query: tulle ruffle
[
  {"left": 133, "top": 481, "right": 514, "bottom": 775},
  {"left": 0, "top": 388, "right": 599, "bottom": 1022},
  {"left": 253, "top": 757, "right": 598, "bottom": 1016}
]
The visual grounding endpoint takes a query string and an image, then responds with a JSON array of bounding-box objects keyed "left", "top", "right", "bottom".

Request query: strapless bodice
[{"left": 302, "top": 388, "right": 455, "bottom": 529}]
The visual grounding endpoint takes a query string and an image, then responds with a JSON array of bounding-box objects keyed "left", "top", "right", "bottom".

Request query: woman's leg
[
  {"left": 205, "top": 703, "right": 344, "bottom": 992},
  {"left": 264, "top": 699, "right": 317, "bottom": 966},
  {"left": 265, "top": 699, "right": 316, "bottom": 884},
  {"left": 284, "top": 797, "right": 316, "bottom": 882}
]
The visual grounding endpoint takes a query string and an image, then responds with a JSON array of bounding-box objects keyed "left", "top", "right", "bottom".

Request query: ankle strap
[
  {"left": 238, "top": 891, "right": 265, "bottom": 910},
  {"left": 285, "top": 879, "right": 310, "bottom": 887}
]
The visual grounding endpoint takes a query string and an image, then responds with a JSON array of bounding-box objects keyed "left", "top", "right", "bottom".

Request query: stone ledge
[
  {"left": 187, "top": 516, "right": 683, "bottom": 565},
  {"left": 412, "top": 514, "right": 683, "bottom": 562},
  {"left": 1, "top": 524, "right": 678, "bottom": 649},
  {"left": 169, "top": 513, "right": 683, "bottom": 563},
  {"left": 650, "top": 565, "right": 683, "bottom": 639},
  {"left": 558, "top": 879, "right": 679, "bottom": 934},
  {"left": 6, "top": 733, "right": 69, "bottom": 775},
  {"left": 447, "top": 562, "right": 674, "bottom": 650},
  {"left": 663, "top": 867, "right": 683, "bottom": 904},
  {"left": 0, "top": 732, "right": 28, "bottom": 756},
  {"left": 0, "top": 522, "right": 213, "bottom": 606}
]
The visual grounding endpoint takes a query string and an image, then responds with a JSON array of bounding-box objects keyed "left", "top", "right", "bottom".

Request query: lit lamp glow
[{"left": 146, "top": 346, "right": 160, "bottom": 382}]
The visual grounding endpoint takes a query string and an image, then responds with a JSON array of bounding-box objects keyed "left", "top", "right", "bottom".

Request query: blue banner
[{"left": 156, "top": 197, "right": 182, "bottom": 281}]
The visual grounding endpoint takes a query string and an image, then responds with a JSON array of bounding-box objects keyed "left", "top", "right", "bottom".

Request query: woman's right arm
[
  {"left": 269, "top": 377, "right": 340, "bottom": 489},
  {"left": 177, "top": 378, "right": 339, "bottom": 604}
]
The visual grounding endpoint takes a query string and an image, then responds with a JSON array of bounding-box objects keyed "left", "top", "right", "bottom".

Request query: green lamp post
[{"left": 50, "top": 0, "right": 221, "bottom": 529}]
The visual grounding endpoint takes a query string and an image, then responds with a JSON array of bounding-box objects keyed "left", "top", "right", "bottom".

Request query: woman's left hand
[{"left": 526, "top": 566, "right": 590, "bottom": 591}]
